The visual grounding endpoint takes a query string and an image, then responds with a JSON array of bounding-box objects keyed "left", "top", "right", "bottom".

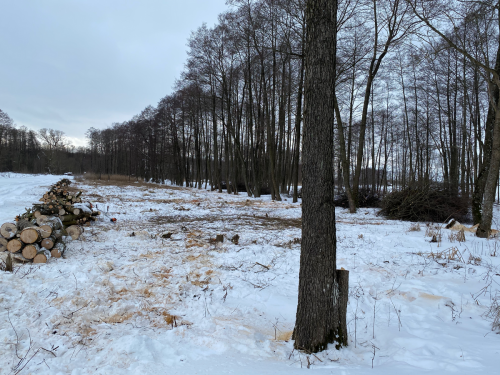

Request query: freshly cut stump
[
  {"left": 1, "top": 223, "right": 17, "bottom": 239},
  {"left": 33, "top": 250, "right": 51, "bottom": 264},
  {"left": 20, "top": 227, "right": 43, "bottom": 244},
  {"left": 0, "top": 237, "right": 8, "bottom": 252},
  {"left": 22, "top": 243, "right": 40, "bottom": 260},
  {"left": 7, "top": 239, "right": 23, "bottom": 253},
  {"left": 66, "top": 225, "right": 83, "bottom": 240}
]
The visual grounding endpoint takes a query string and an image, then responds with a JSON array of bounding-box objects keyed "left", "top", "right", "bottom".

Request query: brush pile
[
  {"left": 0, "top": 178, "right": 100, "bottom": 263},
  {"left": 379, "top": 186, "right": 470, "bottom": 223}
]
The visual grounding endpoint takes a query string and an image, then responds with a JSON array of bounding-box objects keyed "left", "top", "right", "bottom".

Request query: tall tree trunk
[
  {"left": 212, "top": 93, "right": 222, "bottom": 192},
  {"left": 294, "top": 0, "right": 347, "bottom": 353},
  {"left": 472, "top": 45, "right": 500, "bottom": 224}
]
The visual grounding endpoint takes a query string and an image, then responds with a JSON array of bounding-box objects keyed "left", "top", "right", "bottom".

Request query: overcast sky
[{"left": 0, "top": 0, "right": 228, "bottom": 147}]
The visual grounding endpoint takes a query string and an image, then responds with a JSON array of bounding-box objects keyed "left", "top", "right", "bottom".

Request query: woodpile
[{"left": 0, "top": 178, "right": 100, "bottom": 264}]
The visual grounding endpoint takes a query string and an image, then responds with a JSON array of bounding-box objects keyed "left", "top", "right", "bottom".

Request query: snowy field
[{"left": 1, "top": 173, "right": 499, "bottom": 375}]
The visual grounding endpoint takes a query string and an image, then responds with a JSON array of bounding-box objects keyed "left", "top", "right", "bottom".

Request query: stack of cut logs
[{"left": 0, "top": 179, "right": 100, "bottom": 264}]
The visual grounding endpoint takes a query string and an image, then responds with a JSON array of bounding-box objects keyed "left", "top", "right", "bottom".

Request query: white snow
[{"left": 1, "top": 173, "right": 499, "bottom": 375}]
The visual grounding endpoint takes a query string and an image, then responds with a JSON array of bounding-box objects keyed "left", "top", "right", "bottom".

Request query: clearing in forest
[{"left": 0, "top": 174, "right": 499, "bottom": 375}]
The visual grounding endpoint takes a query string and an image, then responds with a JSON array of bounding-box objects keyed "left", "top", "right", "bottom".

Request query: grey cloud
[{"left": 0, "top": 0, "right": 227, "bottom": 142}]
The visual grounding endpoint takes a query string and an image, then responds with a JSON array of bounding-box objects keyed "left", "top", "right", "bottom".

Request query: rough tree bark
[{"left": 294, "top": 0, "right": 348, "bottom": 353}]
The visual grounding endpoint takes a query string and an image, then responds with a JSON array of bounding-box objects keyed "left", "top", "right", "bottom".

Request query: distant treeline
[{"left": 0, "top": 109, "right": 86, "bottom": 175}]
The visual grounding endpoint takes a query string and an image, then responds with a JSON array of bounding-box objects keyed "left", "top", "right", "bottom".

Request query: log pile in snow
[{"left": 0, "top": 178, "right": 100, "bottom": 264}]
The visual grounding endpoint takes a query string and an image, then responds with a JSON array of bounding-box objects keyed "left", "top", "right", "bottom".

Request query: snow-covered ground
[{"left": 1, "top": 173, "right": 499, "bottom": 375}]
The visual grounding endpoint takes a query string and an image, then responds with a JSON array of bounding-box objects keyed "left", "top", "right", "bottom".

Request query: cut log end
[
  {"left": 22, "top": 244, "right": 40, "bottom": 260},
  {"left": 50, "top": 248, "right": 63, "bottom": 258},
  {"left": 39, "top": 225, "right": 53, "bottom": 238},
  {"left": 7, "top": 239, "right": 23, "bottom": 253},
  {"left": 41, "top": 237, "right": 56, "bottom": 250},
  {"left": 66, "top": 225, "right": 83, "bottom": 240},
  {"left": 20, "top": 227, "right": 42, "bottom": 244},
  {"left": 1, "top": 223, "right": 18, "bottom": 239},
  {"left": 33, "top": 251, "right": 51, "bottom": 264}
]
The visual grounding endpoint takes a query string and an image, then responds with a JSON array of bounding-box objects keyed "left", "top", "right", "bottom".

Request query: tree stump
[
  {"left": 5, "top": 253, "right": 13, "bottom": 272},
  {"left": 335, "top": 269, "right": 349, "bottom": 348}
]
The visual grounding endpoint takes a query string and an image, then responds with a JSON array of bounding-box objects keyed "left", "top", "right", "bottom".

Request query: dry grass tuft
[
  {"left": 467, "top": 254, "right": 481, "bottom": 265},
  {"left": 276, "top": 330, "right": 293, "bottom": 341},
  {"left": 448, "top": 229, "right": 466, "bottom": 243},
  {"left": 423, "top": 246, "right": 465, "bottom": 262},
  {"left": 75, "top": 174, "right": 185, "bottom": 190},
  {"left": 408, "top": 223, "right": 421, "bottom": 232},
  {"left": 105, "top": 312, "right": 134, "bottom": 324},
  {"left": 485, "top": 293, "right": 500, "bottom": 332},
  {"left": 425, "top": 224, "right": 442, "bottom": 245}
]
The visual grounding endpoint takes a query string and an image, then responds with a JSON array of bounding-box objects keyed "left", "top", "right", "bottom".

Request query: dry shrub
[
  {"left": 380, "top": 186, "right": 470, "bottom": 223},
  {"left": 483, "top": 292, "right": 500, "bottom": 332},
  {"left": 425, "top": 223, "right": 442, "bottom": 245},
  {"left": 467, "top": 254, "right": 481, "bottom": 265},
  {"left": 408, "top": 223, "right": 421, "bottom": 232},
  {"left": 446, "top": 227, "right": 468, "bottom": 243},
  {"left": 425, "top": 246, "right": 464, "bottom": 262}
]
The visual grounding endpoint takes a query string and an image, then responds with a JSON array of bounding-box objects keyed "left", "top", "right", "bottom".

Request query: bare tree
[
  {"left": 407, "top": 0, "right": 500, "bottom": 236},
  {"left": 38, "top": 128, "right": 67, "bottom": 173}
]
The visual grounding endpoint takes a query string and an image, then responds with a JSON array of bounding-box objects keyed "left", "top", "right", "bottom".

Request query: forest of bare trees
[
  {"left": 2, "top": 0, "right": 500, "bottom": 233},
  {"left": 0, "top": 109, "right": 85, "bottom": 174}
]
